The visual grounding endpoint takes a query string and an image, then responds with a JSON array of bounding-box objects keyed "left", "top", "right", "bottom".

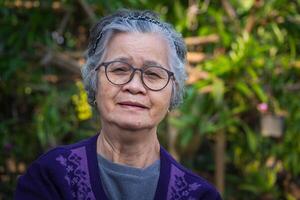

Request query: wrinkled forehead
[{"left": 101, "top": 31, "right": 171, "bottom": 69}]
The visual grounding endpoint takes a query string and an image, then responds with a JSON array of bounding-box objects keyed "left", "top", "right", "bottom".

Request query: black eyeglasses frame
[{"left": 95, "top": 60, "right": 174, "bottom": 91}]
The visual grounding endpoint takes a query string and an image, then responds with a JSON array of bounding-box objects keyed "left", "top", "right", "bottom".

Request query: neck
[{"left": 97, "top": 125, "right": 160, "bottom": 168}]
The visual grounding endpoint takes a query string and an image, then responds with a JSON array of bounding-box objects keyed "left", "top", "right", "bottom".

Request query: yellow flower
[{"left": 72, "top": 81, "right": 92, "bottom": 121}]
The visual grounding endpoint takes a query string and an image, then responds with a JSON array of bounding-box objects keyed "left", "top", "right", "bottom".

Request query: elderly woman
[{"left": 15, "top": 9, "right": 221, "bottom": 200}]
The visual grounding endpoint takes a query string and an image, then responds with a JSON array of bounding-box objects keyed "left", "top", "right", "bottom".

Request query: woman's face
[{"left": 96, "top": 32, "right": 172, "bottom": 131}]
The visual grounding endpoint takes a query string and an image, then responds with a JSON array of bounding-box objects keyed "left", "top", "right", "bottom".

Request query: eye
[
  {"left": 144, "top": 67, "right": 167, "bottom": 79},
  {"left": 145, "top": 71, "right": 162, "bottom": 79},
  {"left": 111, "top": 66, "right": 129, "bottom": 72},
  {"left": 108, "top": 62, "right": 131, "bottom": 74}
]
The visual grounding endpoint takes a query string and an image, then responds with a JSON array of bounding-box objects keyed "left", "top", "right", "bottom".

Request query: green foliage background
[{"left": 1, "top": 0, "right": 300, "bottom": 199}]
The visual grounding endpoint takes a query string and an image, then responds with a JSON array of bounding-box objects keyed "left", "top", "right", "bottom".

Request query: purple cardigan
[{"left": 15, "top": 134, "right": 222, "bottom": 200}]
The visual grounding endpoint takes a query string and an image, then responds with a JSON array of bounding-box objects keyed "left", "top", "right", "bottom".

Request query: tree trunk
[{"left": 215, "top": 131, "right": 226, "bottom": 195}]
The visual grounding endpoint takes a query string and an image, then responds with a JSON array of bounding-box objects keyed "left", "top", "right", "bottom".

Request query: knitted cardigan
[{"left": 15, "top": 134, "right": 222, "bottom": 200}]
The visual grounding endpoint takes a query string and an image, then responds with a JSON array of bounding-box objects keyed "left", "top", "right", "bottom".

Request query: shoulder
[
  {"left": 15, "top": 134, "right": 98, "bottom": 200},
  {"left": 161, "top": 147, "right": 222, "bottom": 200},
  {"left": 34, "top": 134, "right": 97, "bottom": 166},
  {"left": 19, "top": 134, "right": 97, "bottom": 177},
  {"left": 23, "top": 134, "right": 99, "bottom": 184}
]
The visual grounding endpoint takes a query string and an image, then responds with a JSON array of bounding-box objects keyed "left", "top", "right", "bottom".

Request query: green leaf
[
  {"left": 252, "top": 83, "right": 268, "bottom": 102},
  {"left": 235, "top": 82, "right": 254, "bottom": 98},
  {"left": 212, "top": 78, "right": 224, "bottom": 105},
  {"left": 169, "top": 117, "right": 186, "bottom": 129},
  {"left": 180, "top": 129, "right": 193, "bottom": 147},
  {"left": 239, "top": 184, "right": 260, "bottom": 193},
  {"left": 271, "top": 23, "right": 284, "bottom": 44},
  {"left": 246, "top": 130, "right": 258, "bottom": 153}
]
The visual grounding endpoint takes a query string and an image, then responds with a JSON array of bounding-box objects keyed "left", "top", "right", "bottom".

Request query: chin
[{"left": 110, "top": 117, "right": 154, "bottom": 131}]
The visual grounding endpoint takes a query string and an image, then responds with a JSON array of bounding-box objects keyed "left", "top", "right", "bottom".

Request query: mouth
[{"left": 118, "top": 101, "right": 149, "bottom": 109}]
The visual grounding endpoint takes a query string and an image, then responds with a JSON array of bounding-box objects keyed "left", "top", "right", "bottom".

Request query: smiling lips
[{"left": 118, "top": 101, "right": 149, "bottom": 109}]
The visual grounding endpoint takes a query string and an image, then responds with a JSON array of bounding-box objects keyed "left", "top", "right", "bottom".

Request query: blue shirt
[{"left": 97, "top": 154, "right": 160, "bottom": 200}]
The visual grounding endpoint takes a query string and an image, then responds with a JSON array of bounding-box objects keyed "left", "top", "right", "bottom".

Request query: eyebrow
[
  {"left": 114, "top": 57, "right": 130, "bottom": 62},
  {"left": 143, "top": 60, "right": 162, "bottom": 67},
  {"left": 112, "top": 57, "right": 164, "bottom": 68}
]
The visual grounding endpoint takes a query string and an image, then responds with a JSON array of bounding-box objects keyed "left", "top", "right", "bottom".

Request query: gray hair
[{"left": 81, "top": 9, "right": 187, "bottom": 109}]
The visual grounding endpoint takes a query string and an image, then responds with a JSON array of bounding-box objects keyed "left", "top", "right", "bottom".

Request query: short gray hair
[{"left": 81, "top": 9, "right": 187, "bottom": 109}]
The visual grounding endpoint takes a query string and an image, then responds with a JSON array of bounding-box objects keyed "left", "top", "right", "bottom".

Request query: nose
[{"left": 121, "top": 70, "right": 147, "bottom": 94}]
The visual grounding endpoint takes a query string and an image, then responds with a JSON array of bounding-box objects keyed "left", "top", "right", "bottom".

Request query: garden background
[{"left": 1, "top": 0, "right": 300, "bottom": 199}]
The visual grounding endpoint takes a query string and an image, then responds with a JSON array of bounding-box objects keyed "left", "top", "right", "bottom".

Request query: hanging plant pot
[{"left": 260, "top": 114, "right": 284, "bottom": 138}]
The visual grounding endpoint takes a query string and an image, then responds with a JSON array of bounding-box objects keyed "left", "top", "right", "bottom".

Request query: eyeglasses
[{"left": 95, "top": 60, "right": 174, "bottom": 91}]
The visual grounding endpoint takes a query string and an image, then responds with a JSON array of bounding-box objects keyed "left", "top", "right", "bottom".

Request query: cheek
[
  {"left": 151, "top": 88, "right": 172, "bottom": 115},
  {"left": 162, "top": 86, "right": 173, "bottom": 108},
  {"left": 96, "top": 76, "right": 116, "bottom": 113}
]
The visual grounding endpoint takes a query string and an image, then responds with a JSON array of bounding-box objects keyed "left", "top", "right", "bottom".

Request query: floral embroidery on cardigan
[
  {"left": 167, "top": 164, "right": 202, "bottom": 200},
  {"left": 56, "top": 147, "right": 96, "bottom": 200}
]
